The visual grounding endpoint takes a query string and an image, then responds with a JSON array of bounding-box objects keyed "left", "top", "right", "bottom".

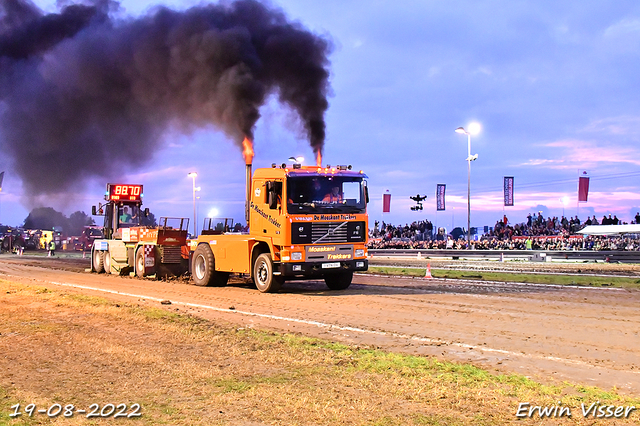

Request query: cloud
[
  {"left": 604, "top": 18, "right": 640, "bottom": 38},
  {"left": 581, "top": 115, "right": 640, "bottom": 136},
  {"left": 520, "top": 138, "right": 640, "bottom": 169}
]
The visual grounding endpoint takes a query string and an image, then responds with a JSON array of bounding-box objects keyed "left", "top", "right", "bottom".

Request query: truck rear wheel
[
  {"left": 324, "top": 271, "right": 353, "bottom": 290},
  {"left": 253, "top": 253, "right": 284, "bottom": 293},
  {"left": 192, "top": 244, "right": 228, "bottom": 287},
  {"left": 93, "top": 249, "right": 105, "bottom": 273}
]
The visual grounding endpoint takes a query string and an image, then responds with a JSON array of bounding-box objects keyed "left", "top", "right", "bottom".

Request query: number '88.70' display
[{"left": 107, "top": 184, "right": 143, "bottom": 201}]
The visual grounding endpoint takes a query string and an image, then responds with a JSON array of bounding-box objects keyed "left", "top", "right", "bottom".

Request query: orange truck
[
  {"left": 190, "top": 161, "right": 369, "bottom": 292},
  {"left": 90, "top": 184, "right": 190, "bottom": 277}
]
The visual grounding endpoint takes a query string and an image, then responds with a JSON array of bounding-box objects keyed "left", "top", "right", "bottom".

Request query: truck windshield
[{"left": 286, "top": 176, "right": 366, "bottom": 214}]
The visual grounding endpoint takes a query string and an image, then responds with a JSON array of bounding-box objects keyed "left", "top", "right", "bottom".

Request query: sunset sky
[{"left": 2, "top": 0, "right": 640, "bottom": 232}]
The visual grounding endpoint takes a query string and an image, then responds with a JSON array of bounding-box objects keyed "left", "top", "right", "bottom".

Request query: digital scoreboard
[{"left": 107, "top": 184, "right": 143, "bottom": 201}]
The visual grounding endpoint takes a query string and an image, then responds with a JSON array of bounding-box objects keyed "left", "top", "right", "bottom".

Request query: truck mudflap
[{"left": 278, "top": 259, "right": 368, "bottom": 277}]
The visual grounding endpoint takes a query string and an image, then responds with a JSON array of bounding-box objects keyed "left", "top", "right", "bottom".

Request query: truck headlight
[
  {"left": 355, "top": 249, "right": 365, "bottom": 257},
  {"left": 292, "top": 252, "right": 302, "bottom": 261}
]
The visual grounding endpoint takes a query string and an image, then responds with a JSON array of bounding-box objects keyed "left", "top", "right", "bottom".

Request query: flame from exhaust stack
[
  {"left": 316, "top": 151, "right": 322, "bottom": 167},
  {"left": 242, "top": 137, "right": 254, "bottom": 165}
]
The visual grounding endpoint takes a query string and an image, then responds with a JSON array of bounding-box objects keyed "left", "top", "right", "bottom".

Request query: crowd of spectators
[
  {"left": 367, "top": 211, "right": 640, "bottom": 251},
  {"left": 370, "top": 220, "right": 433, "bottom": 241}
]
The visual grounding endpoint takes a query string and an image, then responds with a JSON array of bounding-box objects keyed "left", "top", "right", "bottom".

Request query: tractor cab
[{"left": 92, "top": 184, "right": 148, "bottom": 239}]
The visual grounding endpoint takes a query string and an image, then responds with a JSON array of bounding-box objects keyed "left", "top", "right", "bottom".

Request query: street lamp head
[
  {"left": 188, "top": 172, "right": 197, "bottom": 178},
  {"left": 455, "top": 127, "right": 468, "bottom": 135},
  {"left": 467, "top": 122, "right": 481, "bottom": 135}
]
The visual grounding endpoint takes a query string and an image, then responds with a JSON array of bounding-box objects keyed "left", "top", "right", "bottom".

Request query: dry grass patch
[{"left": 0, "top": 279, "right": 638, "bottom": 425}]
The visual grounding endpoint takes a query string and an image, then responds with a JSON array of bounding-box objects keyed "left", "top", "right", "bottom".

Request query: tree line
[{"left": 21, "top": 207, "right": 157, "bottom": 236}]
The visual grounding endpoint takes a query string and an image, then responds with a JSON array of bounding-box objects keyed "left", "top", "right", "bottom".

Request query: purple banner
[
  {"left": 436, "top": 184, "right": 446, "bottom": 211},
  {"left": 504, "top": 176, "right": 514, "bottom": 206}
]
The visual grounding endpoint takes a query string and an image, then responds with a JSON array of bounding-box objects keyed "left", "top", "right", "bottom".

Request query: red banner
[
  {"left": 382, "top": 192, "right": 391, "bottom": 213},
  {"left": 578, "top": 176, "right": 589, "bottom": 202}
]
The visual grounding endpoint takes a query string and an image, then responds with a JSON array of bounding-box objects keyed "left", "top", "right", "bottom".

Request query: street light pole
[
  {"left": 466, "top": 132, "right": 471, "bottom": 244},
  {"left": 188, "top": 172, "right": 197, "bottom": 237},
  {"left": 456, "top": 125, "right": 479, "bottom": 244}
]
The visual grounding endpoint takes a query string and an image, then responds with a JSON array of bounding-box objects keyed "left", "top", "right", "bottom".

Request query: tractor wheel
[
  {"left": 324, "top": 271, "right": 353, "bottom": 290},
  {"left": 135, "top": 248, "right": 148, "bottom": 278},
  {"left": 192, "top": 245, "right": 229, "bottom": 287},
  {"left": 104, "top": 249, "right": 111, "bottom": 274},
  {"left": 93, "top": 249, "right": 105, "bottom": 273},
  {"left": 253, "top": 253, "right": 284, "bottom": 293}
]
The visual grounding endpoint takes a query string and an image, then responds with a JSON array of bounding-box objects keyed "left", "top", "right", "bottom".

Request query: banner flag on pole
[
  {"left": 578, "top": 171, "right": 589, "bottom": 202},
  {"left": 0, "top": 171, "right": 4, "bottom": 192},
  {"left": 503, "top": 176, "right": 514, "bottom": 206},
  {"left": 436, "top": 184, "right": 446, "bottom": 211},
  {"left": 382, "top": 190, "right": 391, "bottom": 213}
]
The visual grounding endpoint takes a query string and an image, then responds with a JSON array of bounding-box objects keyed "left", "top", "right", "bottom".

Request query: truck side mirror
[
  {"left": 265, "top": 181, "right": 279, "bottom": 209},
  {"left": 91, "top": 206, "right": 97, "bottom": 215},
  {"left": 364, "top": 186, "right": 370, "bottom": 204},
  {"left": 268, "top": 191, "right": 278, "bottom": 210}
]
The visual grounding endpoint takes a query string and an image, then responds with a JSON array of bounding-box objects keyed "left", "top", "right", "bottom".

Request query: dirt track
[{"left": 1, "top": 253, "right": 639, "bottom": 396}]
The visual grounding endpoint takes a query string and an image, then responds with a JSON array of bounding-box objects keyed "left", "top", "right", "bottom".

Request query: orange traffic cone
[{"left": 425, "top": 263, "right": 432, "bottom": 279}]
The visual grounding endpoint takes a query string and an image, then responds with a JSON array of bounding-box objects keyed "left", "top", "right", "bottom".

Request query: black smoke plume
[{"left": 0, "top": 0, "right": 331, "bottom": 196}]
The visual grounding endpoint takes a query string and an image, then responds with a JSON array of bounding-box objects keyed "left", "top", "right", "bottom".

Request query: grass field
[{"left": 1, "top": 280, "right": 639, "bottom": 425}]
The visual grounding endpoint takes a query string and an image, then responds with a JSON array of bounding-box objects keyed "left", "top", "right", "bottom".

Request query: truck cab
[{"left": 191, "top": 164, "right": 369, "bottom": 292}]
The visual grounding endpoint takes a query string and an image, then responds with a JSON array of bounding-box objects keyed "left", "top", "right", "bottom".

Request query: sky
[{"left": 2, "top": 0, "right": 640, "bottom": 233}]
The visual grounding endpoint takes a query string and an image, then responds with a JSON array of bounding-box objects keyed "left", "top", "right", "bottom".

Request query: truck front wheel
[
  {"left": 253, "top": 253, "right": 283, "bottom": 293},
  {"left": 93, "top": 249, "right": 105, "bottom": 273},
  {"left": 192, "top": 245, "right": 228, "bottom": 287},
  {"left": 324, "top": 271, "right": 353, "bottom": 290}
]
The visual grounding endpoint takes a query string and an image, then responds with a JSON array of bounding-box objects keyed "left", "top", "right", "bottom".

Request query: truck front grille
[
  {"left": 159, "top": 246, "right": 183, "bottom": 264},
  {"left": 312, "top": 222, "right": 348, "bottom": 244}
]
